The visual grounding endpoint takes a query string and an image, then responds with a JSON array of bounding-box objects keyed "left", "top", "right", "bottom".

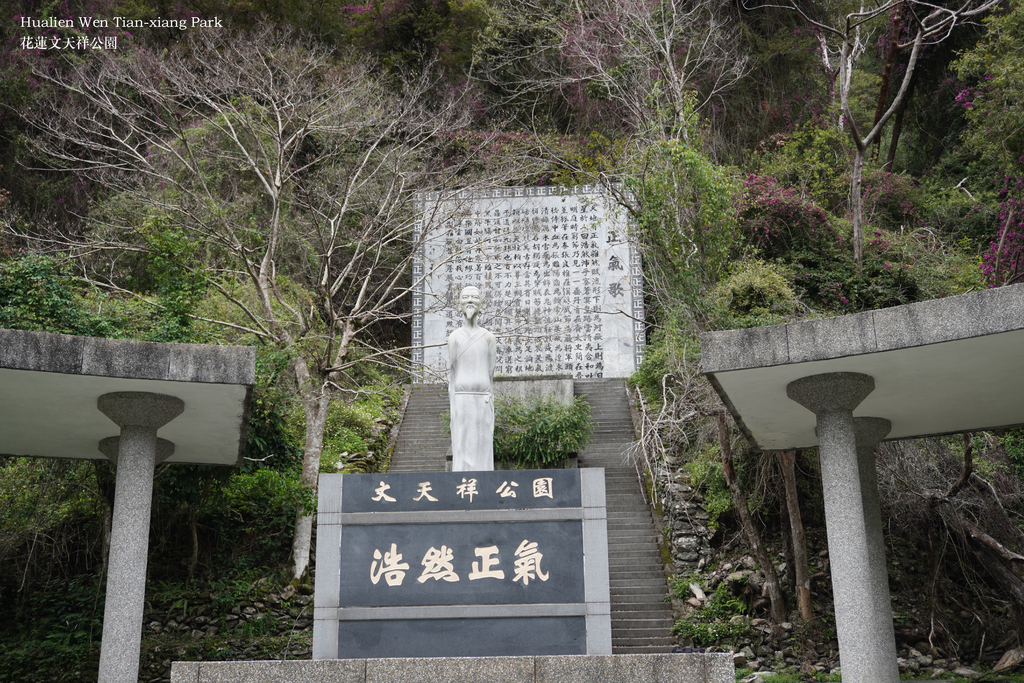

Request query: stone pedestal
[
  {"left": 787, "top": 373, "right": 898, "bottom": 683},
  {"left": 97, "top": 392, "right": 184, "bottom": 683}
]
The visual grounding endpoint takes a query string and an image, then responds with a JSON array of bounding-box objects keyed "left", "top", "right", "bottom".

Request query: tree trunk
[
  {"left": 289, "top": 358, "right": 332, "bottom": 581},
  {"left": 188, "top": 474, "right": 214, "bottom": 580},
  {"left": 884, "top": 71, "right": 917, "bottom": 171},
  {"left": 718, "top": 413, "right": 787, "bottom": 622},
  {"left": 188, "top": 507, "right": 200, "bottom": 580},
  {"left": 777, "top": 449, "right": 813, "bottom": 621},
  {"left": 850, "top": 146, "right": 867, "bottom": 266},
  {"left": 779, "top": 490, "right": 796, "bottom": 596},
  {"left": 871, "top": 5, "right": 903, "bottom": 160}
]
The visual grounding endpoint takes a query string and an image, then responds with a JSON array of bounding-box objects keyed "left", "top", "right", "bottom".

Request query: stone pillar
[
  {"left": 853, "top": 416, "right": 894, "bottom": 633},
  {"left": 97, "top": 392, "right": 184, "bottom": 683},
  {"left": 786, "top": 373, "right": 898, "bottom": 683}
]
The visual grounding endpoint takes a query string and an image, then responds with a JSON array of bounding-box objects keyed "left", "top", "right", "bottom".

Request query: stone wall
[
  {"left": 411, "top": 186, "right": 645, "bottom": 381},
  {"left": 136, "top": 584, "right": 314, "bottom": 682},
  {"left": 493, "top": 375, "right": 574, "bottom": 405},
  {"left": 658, "top": 463, "right": 715, "bottom": 573},
  {"left": 624, "top": 386, "right": 714, "bottom": 576}
]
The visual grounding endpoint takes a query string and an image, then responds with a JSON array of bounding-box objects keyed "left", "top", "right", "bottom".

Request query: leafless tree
[
  {"left": 878, "top": 434, "right": 1024, "bottom": 652},
  {"left": 759, "top": 0, "right": 1001, "bottom": 265},
  {"left": 479, "top": 0, "right": 748, "bottom": 145},
  {"left": 15, "top": 27, "right": 532, "bottom": 579}
]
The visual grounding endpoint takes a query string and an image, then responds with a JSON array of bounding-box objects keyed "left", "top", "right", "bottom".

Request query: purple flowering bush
[
  {"left": 737, "top": 174, "right": 834, "bottom": 258},
  {"left": 860, "top": 170, "right": 923, "bottom": 231},
  {"left": 736, "top": 173, "right": 981, "bottom": 314},
  {"left": 981, "top": 177, "right": 1024, "bottom": 287}
]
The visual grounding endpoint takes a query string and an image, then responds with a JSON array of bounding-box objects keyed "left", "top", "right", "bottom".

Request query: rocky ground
[
  {"left": 136, "top": 579, "right": 315, "bottom": 682},
  {"left": 672, "top": 542, "right": 1023, "bottom": 682}
]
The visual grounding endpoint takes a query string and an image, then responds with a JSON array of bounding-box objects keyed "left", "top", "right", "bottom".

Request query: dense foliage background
[{"left": 2, "top": 0, "right": 1024, "bottom": 678}]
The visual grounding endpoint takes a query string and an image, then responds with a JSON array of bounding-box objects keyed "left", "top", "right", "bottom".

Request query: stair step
[
  {"left": 610, "top": 589, "right": 670, "bottom": 597},
  {"left": 610, "top": 605, "right": 672, "bottom": 613},
  {"left": 611, "top": 609, "right": 674, "bottom": 618},
  {"left": 611, "top": 618, "right": 674, "bottom": 627},
  {"left": 609, "top": 583, "right": 668, "bottom": 591},
  {"left": 611, "top": 572, "right": 669, "bottom": 581}
]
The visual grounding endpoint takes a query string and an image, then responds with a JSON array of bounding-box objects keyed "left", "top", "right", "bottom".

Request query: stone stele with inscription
[{"left": 411, "top": 186, "right": 645, "bottom": 381}]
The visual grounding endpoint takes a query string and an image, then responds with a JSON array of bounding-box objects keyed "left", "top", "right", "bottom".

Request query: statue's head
[{"left": 458, "top": 286, "right": 482, "bottom": 322}]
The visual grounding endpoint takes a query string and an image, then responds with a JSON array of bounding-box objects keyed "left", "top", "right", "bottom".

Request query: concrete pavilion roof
[
  {"left": 700, "top": 284, "right": 1024, "bottom": 451},
  {"left": 0, "top": 329, "right": 255, "bottom": 466}
]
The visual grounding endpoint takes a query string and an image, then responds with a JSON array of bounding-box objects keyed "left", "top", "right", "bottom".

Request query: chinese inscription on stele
[
  {"left": 313, "top": 470, "right": 610, "bottom": 659},
  {"left": 411, "top": 186, "right": 645, "bottom": 382}
]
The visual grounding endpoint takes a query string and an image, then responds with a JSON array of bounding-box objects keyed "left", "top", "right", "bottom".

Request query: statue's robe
[{"left": 448, "top": 325, "right": 497, "bottom": 471}]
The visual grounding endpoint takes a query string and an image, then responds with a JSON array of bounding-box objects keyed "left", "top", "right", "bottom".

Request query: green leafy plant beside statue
[
  {"left": 442, "top": 396, "right": 594, "bottom": 469},
  {"left": 493, "top": 396, "right": 594, "bottom": 468}
]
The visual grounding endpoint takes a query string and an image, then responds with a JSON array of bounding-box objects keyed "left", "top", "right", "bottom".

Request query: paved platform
[{"left": 171, "top": 653, "right": 733, "bottom": 682}]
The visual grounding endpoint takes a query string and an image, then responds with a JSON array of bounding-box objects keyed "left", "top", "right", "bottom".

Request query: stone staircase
[
  {"left": 389, "top": 384, "right": 450, "bottom": 474},
  {"left": 386, "top": 379, "right": 676, "bottom": 654},
  {"left": 574, "top": 379, "right": 676, "bottom": 655}
]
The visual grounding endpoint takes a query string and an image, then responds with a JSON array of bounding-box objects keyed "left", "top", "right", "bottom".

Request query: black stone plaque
[
  {"left": 339, "top": 521, "right": 584, "bottom": 606},
  {"left": 337, "top": 616, "right": 586, "bottom": 658},
  {"left": 313, "top": 468, "right": 611, "bottom": 659},
  {"left": 340, "top": 470, "right": 581, "bottom": 513}
]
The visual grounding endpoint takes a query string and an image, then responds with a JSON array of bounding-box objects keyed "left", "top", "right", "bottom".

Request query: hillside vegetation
[{"left": 1, "top": 0, "right": 1023, "bottom": 679}]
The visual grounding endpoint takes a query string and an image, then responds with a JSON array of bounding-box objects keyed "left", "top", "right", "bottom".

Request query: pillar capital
[
  {"left": 97, "top": 392, "right": 184, "bottom": 429},
  {"left": 99, "top": 436, "right": 175, "bottom": 465},
  {"left": 786, "top": 372, "right": 875, "bottom": 414},
  {"left": 853, "top": 417, "right": 892, "bottom": 450}
]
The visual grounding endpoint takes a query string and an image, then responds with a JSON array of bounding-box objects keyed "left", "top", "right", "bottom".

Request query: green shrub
[
  {"left": 787, "top": 221, "right": 983, "bottom": 314},
  {"left": 245, "top": 349, "right": 304, "bottom": 473},
  {"left": 320, "top": 427, "right": 371, "bottom": 472},
  {"left": 0, "top": 574, "right": 103, "bottom": 683},
  {"left": 860, "top": 170, "right": 923, "bottom": 231},
  {"left": 0, "top": 255, "right": 111, "bottom": 336},
  {"left": 671, "top": 582, "right": 750, "bottom": 646},
  {"left": 757, "top": 120, "right": 852, "bottom": 213},
  {"left": 918, "top": 181, "right": 999, "bottom": 247},
  {"left": 681, "top": 446, "right": 732, "bottom": 531},
  {"left": 629, "top": 326, "right": 702, "bottom": 407},
  {"left": 1004, "top": 428, "right": 1024, "bottom": 480},
  {"left": 708, "top": 260, "right": 798, "bottom": 329},
  {"left": 493, "top": 396, "right": 593, "bottom": 468},
  {"left": 319, "top": 383, "right": 403, "bottom": 474},
  {"left": 206, "top": 468, "right": 313, "bottom": 569}
]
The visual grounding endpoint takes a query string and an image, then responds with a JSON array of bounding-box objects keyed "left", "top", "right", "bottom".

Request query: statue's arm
[
  {"left": 448, "top": 334, "right": 457, "bottom": 412},
  {"left": 486, "top": 331, "right": 497, "bottom": 385}
]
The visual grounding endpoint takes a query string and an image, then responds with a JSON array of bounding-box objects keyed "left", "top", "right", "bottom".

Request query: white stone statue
[{"left": 447, "top": 286, "right": 497, "bottom": 471}]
